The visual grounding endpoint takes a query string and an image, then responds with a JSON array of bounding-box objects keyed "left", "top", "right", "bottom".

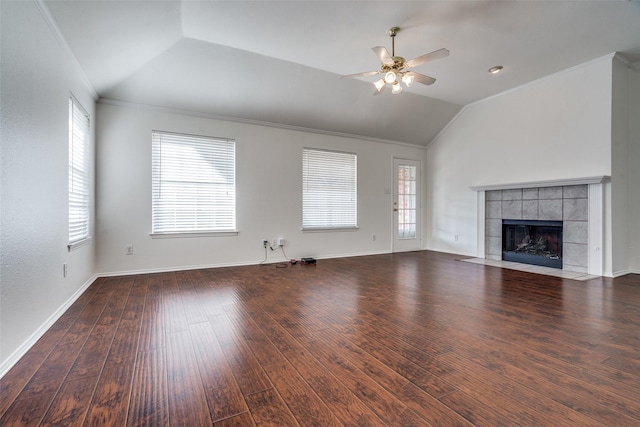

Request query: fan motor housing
[
  {"left": 382, "top": 59, "right": 405, "bottom": 73},
  {"left": 387, "top": 27, "right": 400, "bottom": 37}
]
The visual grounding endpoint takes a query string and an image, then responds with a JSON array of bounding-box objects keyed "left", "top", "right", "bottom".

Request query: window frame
[
  {"left": 302, "top": 147, "right": 358, "bottom": 231},
  {"left": 68, "top": 95, "right": 91, "bottom": 251},
  {"left": 150, "top": 130, "right": 237, "bottom": 237}
]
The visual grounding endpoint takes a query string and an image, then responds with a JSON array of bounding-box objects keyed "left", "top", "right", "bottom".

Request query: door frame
[{"left": 392, "top": 157, "right": 422, "bottom": 253}]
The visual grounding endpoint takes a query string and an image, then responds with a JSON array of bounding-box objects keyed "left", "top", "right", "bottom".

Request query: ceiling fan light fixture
[
  {"left": 402, "top": 73, "right": 414, "bottom": 87},
  {"left": 374, "top": 78, "right": 386, "bottom": 91},
  {"left": 384, "top": 71, "right": 397, "bottom": 84},
  {"left": 341, "top": 26, "right": 449, "bottom": 96}
]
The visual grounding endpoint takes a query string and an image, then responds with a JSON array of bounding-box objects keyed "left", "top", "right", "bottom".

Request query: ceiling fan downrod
[{"left": 387, "top": 26, "right": 400, "bottom": 58}]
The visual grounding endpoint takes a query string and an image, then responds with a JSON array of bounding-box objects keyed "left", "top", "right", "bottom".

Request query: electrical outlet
[
  {"left": 263, "top": 240, "right": 268, "bottom": 248},
  {"left": 271, "top": 238, "right": 278, "bottom": 247},
  {"left": 63, "top": 263, "right": 68, "bottom": 278},
  {"left": 277, "top": 237, "right": 284, "bottom": 246},
  {"left": 126, "top": 245, "right": 134, "bottom": 255}
]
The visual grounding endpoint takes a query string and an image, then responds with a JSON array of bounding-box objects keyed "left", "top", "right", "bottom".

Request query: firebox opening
[{"left": 502, "top": 219, "right": 563, "bottom": 269}]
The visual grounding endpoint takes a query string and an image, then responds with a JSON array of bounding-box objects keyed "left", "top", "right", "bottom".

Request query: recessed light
[{"left": 489, "top": 65, "right": 504, "bottom": 74}]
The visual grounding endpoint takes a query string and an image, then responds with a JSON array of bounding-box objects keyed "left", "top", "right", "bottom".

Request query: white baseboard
[
  {"left": 313, "top": 250, "right": 392, "bottom": 260},
  {"left": 611, "top": 269, "right": 633, "bottom": 278},
  {"left": 97, "top": 250, "right": 393, "bottom": 277},
  {"left": 98, "top": 259, "right": 261, "bottom": 277},
  {"left": 0, "top": 274, "right": 99, "bottom": 379}
]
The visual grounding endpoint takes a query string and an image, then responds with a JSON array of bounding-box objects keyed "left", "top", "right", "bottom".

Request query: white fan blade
[
  {"left": 405, "top": 48, "right": 449, "bottom": 69},
  {"left": 407, "top": 71, "right": 436, "bottom": 86},
  {"left": 341, "top": 70, "right": 380, "bottom": 79},
  {"left": 372, "top": 46, "right": 394, "bottom": 65}
]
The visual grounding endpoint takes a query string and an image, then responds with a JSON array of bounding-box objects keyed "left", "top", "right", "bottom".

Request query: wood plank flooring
[{"left": 1, "top": 250, "right": 639, "bottom": 426}]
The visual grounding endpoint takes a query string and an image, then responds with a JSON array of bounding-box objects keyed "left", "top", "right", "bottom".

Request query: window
[
  {"left": 397, "top": 164, "right": 417, "bottom": 238},
  {"left": 151, "top": 131, "right": 236, "bottom": 234},
  {"left": 68, "top": 96, "right": 91, "bottom": 247},
  {"left": 302, "top": 148, "right": 357, "bottom": 229}
]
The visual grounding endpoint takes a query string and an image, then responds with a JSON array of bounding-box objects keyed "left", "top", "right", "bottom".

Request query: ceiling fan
[{"left": 341, "top": 27, "right": 449, "bottom": 95}]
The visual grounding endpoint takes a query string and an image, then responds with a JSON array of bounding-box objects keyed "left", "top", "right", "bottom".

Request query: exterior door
[{"left": 393, "top": 158, "right": 421, "bottom": 252}]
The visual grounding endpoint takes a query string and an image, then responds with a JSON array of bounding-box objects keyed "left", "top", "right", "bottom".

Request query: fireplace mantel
[{"left": 470, "top": 176, "right": 609, "bottom": 192}]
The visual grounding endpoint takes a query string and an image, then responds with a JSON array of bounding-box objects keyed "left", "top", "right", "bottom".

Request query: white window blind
[
  {"left": 68, "top": 97, "right": 90, "bottom": 245},
  {"left": 152, "top": 131, "right": 236, "bottom": 234},
  {"left": 302, "top": 148, "right": 357, "bottom": 229}
]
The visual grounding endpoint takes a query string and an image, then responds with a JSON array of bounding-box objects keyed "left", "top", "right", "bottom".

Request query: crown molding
[
  {"left": 34, "top": 0, "right": 98, "bottom": 100},
  {"left": 427, "top": 53, "right": 618, "bottom": 149},
  {"left": 467, "top": 53, "right": 617, "bottom": 110},
  {"left": 426, "top": 105, "right": 467, "bottom": 149},
  {"left": 612, "top": 52, "right": 640, "bottom": 71},
  {"left": 98, "top": 98, "right": 427, "bottom": 150}
]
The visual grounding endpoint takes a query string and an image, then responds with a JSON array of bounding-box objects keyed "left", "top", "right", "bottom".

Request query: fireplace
[
  {"left": 474, "top": 178, "right": 609, "bottom": 275},
  {"left": 502, "top": 220, "right": 563, "bottom": 269}
]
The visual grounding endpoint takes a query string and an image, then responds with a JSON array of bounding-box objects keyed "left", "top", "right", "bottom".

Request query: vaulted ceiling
[{"left": 44, "top": 1, "right": 640, "bottom": 146}]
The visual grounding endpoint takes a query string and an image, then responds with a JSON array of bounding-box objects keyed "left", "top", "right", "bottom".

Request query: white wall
[
  {"left": 0, "top": 1, "right": 96, "bottom": 372},
  {"left": 626, "top": 65, "right": 640, "bottom": 273},
  {"left": 426, "top": 57, "right": 614, "bottom": 261},
  {"left": 96, "top": 101, "right": 427, "bottom": 274},
  {"left": 610, "top": 57, "right": 630, "bottom": 275}
]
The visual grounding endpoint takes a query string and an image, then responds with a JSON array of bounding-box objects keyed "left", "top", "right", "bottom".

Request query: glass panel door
[{"left": 393, "top": 159, "right": 421, "bottom": 252}]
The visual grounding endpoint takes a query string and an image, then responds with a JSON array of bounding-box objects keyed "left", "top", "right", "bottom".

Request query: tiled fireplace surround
[
  {"left": 472, "top": 177, "right": 608, "bottom": 276},
  {"left": 485, "top": 185, "right": 589, "bottom": 273}
]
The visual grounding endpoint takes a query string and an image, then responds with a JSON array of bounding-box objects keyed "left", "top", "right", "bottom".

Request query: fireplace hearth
[{"left": 502, "top": 219, "right": 563, "bottom": 269}]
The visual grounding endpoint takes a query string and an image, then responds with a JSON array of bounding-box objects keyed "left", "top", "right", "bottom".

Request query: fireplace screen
[{"left": 502, "top": 220, "right": 563, "bottom": 269}]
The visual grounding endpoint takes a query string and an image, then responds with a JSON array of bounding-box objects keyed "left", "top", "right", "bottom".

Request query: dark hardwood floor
[{"left": 2, "top": 250, "right": 640, "bottom": 426}]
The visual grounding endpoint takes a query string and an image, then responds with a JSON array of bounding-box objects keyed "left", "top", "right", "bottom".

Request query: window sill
[
  {"left": 301, "top": 226, "right": 359, "bottom": 233},
  {"left": 68, "top": 237, "right": 92, "bottom": 252},
  {"left": 150, "top": 231, "right": 239, "bottom": 239}
]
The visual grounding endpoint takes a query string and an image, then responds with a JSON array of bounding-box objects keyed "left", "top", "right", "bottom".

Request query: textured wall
[{"left": 0, "top": 1, "right": 96, "bottom": 370}]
